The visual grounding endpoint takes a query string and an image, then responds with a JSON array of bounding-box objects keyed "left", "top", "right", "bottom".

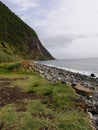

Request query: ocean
[{"left": 38, "top": 58, "right": 98, "bottom": 77}]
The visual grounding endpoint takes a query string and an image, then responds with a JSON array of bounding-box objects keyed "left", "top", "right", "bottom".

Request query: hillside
[
  {"left": 0, "top": 2, "right": 54, "bottom": 62},
  {"left": 0, "top": 62, "right": 92, "bottom": 130}
]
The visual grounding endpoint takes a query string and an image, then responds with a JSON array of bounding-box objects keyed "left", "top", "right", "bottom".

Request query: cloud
[
  {"left": 40, "top": 35, "right": 75, "bottom": 48},
  {"left": 1, "top": 0, "right": 38, "bottom": 11},
  {"left": 49, "top": 37, "right": 98, "bottom": 59},
  {"left": 35, "top": 0, "right": 98, "bottom": 58},
  {"left": 1, "top": 0, "right": 98, "bottom": 59},
  {"left": 39, "top": 0, "right": 98, "bottom": 36},
  {"left": 11, "top": 0, "right": 38, "bottom": 11},
  {"left": 65, "top": 37, "right": 98, "bottom": 58}
]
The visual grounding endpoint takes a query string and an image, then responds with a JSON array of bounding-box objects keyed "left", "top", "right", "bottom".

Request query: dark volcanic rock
[
  {"left": 33, "top": 62, "right": 98, "bottom": 129},
  {"left": 91, "top": 73, "right": 96, "bottom": 78}
]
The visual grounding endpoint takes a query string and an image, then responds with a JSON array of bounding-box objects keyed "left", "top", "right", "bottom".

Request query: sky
[{"left": 1, "top": 0, "right": 98, "bottom": 59}]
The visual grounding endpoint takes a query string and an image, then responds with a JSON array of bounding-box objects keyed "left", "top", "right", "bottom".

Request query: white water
[{"left": 38, "top": 58, "right": 98, "bottom": 77}]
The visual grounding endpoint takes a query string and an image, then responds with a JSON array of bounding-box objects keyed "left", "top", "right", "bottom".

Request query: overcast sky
[{"left": 1, "top": 0, "right": 98, "bottom": 59}]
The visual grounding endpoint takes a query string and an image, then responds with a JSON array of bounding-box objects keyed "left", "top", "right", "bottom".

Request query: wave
[{"left": 35, "top": 61, "right": 98, "bottom": 77}]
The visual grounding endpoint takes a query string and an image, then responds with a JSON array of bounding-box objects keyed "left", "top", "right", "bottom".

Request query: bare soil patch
[{"left": 0, "top": 78, "right": 45, "bottom": 107}]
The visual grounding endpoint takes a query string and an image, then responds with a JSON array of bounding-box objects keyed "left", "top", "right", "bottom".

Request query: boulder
[
  {"left": 91, "top": 73, "right": 96, "bottom": 78},
  {"left": 72, "top": 83, "right": 94, "bottom": 97}
]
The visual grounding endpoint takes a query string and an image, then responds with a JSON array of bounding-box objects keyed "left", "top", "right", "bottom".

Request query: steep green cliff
[{"left": 0, "top": 2, "right": 54, "bottom": 62}]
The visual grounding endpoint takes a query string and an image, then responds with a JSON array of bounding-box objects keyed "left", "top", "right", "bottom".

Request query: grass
[
  {"left": 0, "top": 41, "right": 22, "bottom": 63},
  {"left": 0, "top": 62, "right": 92, "bottom": 130}
]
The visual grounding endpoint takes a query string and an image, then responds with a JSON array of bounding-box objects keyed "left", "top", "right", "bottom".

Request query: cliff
[{"left": 0, "top": 2, "right": 54, "bottom": 62}]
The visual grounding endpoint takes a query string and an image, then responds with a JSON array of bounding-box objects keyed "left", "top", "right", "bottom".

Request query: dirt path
[
  {"left": 0, "top": 78, "right": 44, "bottom": 107},
  {"left": 0, "top": 78, "right": 51, "bottom": 130}
]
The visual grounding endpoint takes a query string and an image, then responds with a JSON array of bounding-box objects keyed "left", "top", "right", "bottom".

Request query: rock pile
[{"left": 33, "top": 62, "right": 98, "bottom": 130}]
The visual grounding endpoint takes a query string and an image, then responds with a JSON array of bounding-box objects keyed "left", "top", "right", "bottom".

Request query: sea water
[{"left": 38, "top": 58, "right": 98, "bottom": 77}]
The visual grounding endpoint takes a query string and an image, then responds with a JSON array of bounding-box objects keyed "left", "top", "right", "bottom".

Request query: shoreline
[
  {"left": 0, "top": 61, "right": 93, "bottom": 130},
  {"left": 34, "top": 62, "right": 98, "bottom": 84},
  {"left": 33, "top": 62, "right": 98, "bottom": 130},
  {"left": 37, "top": 59, "right": 98, "bottom": 78}
]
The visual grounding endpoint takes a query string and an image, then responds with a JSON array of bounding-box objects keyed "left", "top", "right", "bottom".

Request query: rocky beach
[{"left": 34, "top": 62, "right": 98, "bottom": 130}]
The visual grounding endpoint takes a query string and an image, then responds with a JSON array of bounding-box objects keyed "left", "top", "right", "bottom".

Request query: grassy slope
[
  {"left": 0, "top": 2, "right": 53, "bottom": 61},
  {"left": 0, "top": 62, "right": 92, "bottom": 130},
  {"left": 0, "top": 41, "right": 22, "bottom": 62}
]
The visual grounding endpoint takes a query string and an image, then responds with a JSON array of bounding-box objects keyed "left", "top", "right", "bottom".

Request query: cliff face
[{"left": 0, "top": 2, "right": 54, "bottom": 62}]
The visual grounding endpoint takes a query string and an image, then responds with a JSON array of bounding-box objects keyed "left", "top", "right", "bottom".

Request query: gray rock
[{"left": 33, "top": 62, "right": 98, "bottom": 129}]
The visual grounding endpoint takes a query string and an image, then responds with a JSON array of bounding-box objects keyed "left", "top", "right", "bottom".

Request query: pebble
[{"left": 33, "top": 62, "right": 98, "bottom": 129}]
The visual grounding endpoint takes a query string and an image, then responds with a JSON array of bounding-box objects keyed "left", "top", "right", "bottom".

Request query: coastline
[
  {"left": 0, "top": 61, "right": 93, "bottom": 130},
  {"left": 34, "top": 62, "right": 98, "bottom": 130},
  {"left": 34, "top": 62, "right": 98, "bottom": 84},
  {"left": 38, "top": 58, "right": 98, "bottom": 78}
]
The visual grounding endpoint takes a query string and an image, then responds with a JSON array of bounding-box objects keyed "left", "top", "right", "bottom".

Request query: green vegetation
[
  {"left": 0, "top": 1, "right": 92, "bottom": 129},
  {"left": 0, "top": 41, "right": 21, "bottom": 62},
  {"left": 0, "top": 62, "right": 92, "bottom": 130},
  {"left": 0, "top": 1, "right": 53, "bottom": 62}
]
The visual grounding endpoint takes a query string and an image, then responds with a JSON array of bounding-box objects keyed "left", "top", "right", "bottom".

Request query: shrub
[
  {"left": 7, "top": 63, "right": 21, "bottom": 71},
  {"left": 43, "top": 89, "right": 53, "bottom": 96}
]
